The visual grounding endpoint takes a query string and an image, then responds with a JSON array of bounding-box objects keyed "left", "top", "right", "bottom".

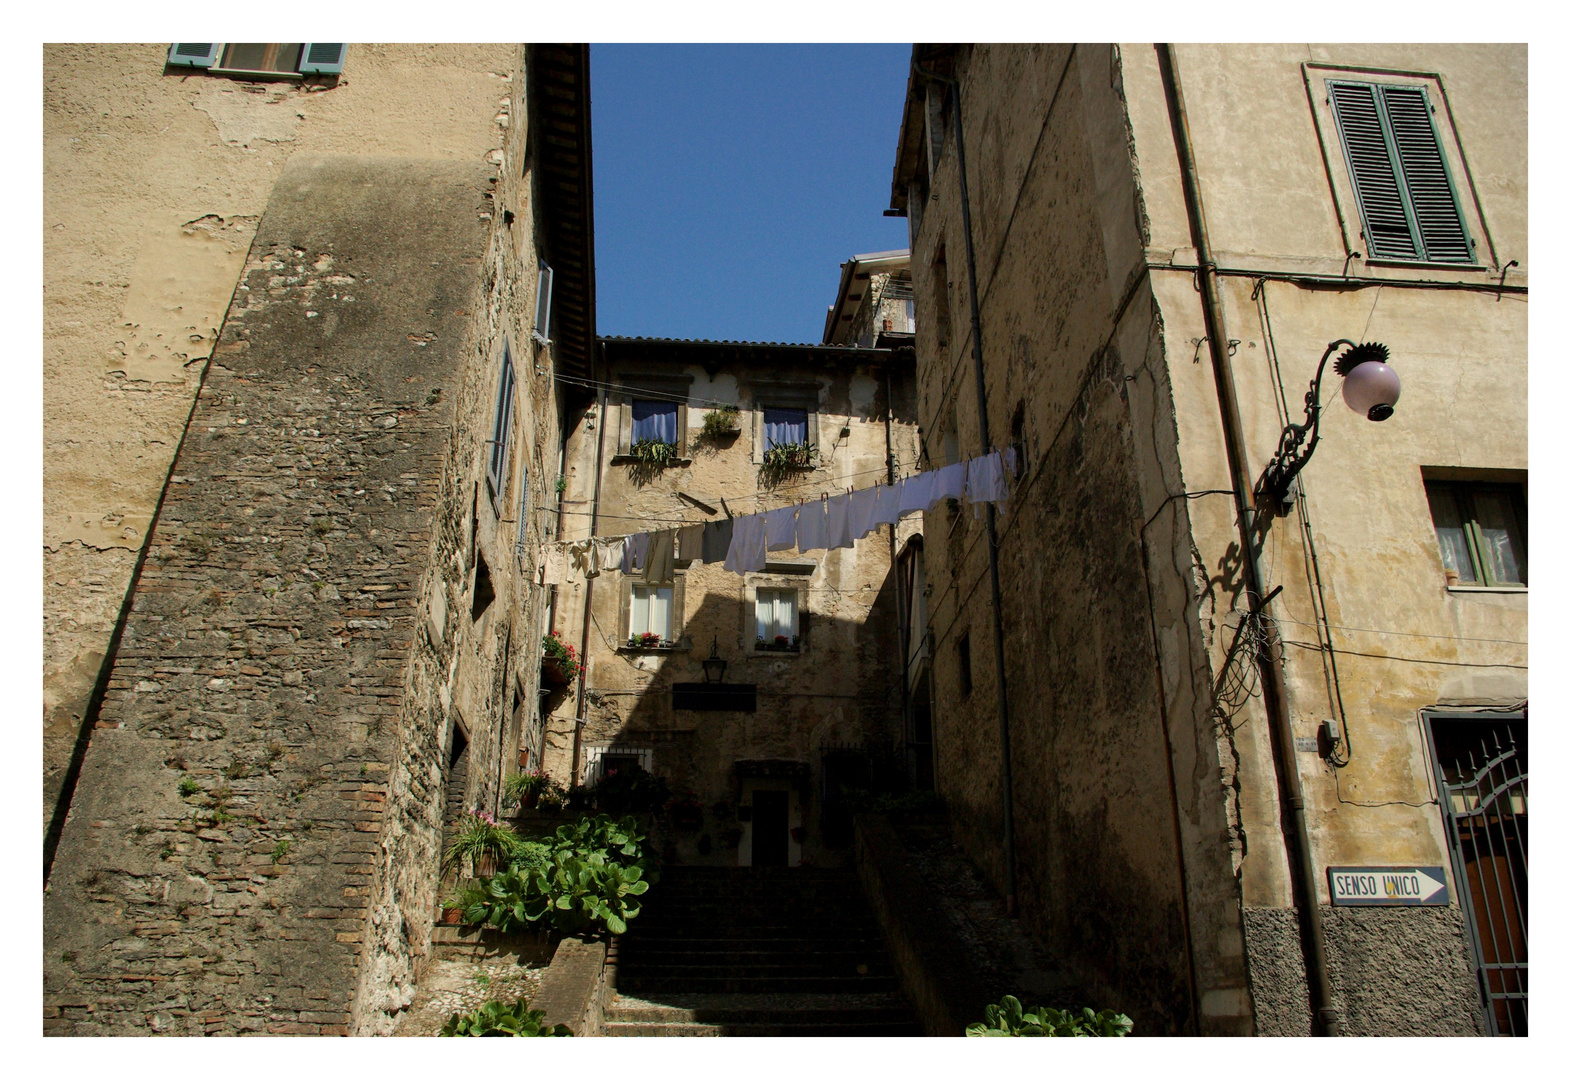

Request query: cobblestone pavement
[{"left": 392, "top": 955, "right": 549, "bottom": 1036}]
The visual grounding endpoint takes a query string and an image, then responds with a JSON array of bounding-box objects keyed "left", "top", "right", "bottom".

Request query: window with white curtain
[
  {"left": 755, "top": 588, "right": 799, "bottom": 647},
  {"left": 629, "top": 584, "right": 673, "bottom": 642}
]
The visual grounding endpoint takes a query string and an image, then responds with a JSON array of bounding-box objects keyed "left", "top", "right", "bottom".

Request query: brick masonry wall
[{"left": 43, "top": 155, "right": 497, "bottom": 1035}]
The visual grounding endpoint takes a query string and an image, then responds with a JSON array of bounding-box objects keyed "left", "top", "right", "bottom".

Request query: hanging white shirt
[
  {"left": 796, "top": 499, "right": 829, "bottom": 552},
  {"left": 965, "top": 451, "right": 1009, "bottom": 506},
  {"left": 870, "top": 482, "right": 902, "bottom": 529},
  {"left": 825, "top": 493, "right": 854, "bottom": 550},
  {"left": 723, "top": 513, "right": 768, "bottom": 574},
  {"left": 931, "top": 461, "right": 967, "bottom": 504},
  {"left": 764, "top": 505, "right": 798, "bottom": 551},
  {"left": 897, "top": 471, "right": 937, "bottom": 516},
  {"left": 848, "top": 487, "right": 879, "bottom": 541}
]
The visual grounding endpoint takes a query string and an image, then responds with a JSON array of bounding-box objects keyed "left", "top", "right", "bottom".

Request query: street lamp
[
  {"left": 701, "top": 636, "right": 728, "bottom": 684},
  {"left": 1260, "top": 340, "right": 1400, "bottom": 509}
]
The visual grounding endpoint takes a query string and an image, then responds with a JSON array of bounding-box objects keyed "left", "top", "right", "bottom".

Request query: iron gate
[{"left": 1430, "top": 717, "right": 1528, "bottom": 1036}]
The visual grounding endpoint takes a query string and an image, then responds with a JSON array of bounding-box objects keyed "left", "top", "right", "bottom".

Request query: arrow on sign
[{"left": 1413, "top": 868, "right": 1446, "bottom": 902}]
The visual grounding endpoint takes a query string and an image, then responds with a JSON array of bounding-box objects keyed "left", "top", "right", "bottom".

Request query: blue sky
[{"left": 590, "top": 44, "right": 912, "bottom": 344}]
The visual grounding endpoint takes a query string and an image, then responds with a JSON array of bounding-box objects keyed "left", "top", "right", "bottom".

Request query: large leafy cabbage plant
[{"left": 965, "top": 995, "right": 1133, "bottom": 1037}]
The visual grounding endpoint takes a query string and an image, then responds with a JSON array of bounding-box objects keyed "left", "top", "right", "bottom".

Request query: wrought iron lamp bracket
[{"left": 1259, "top": 339, "right": 1361, "bottom": 508}]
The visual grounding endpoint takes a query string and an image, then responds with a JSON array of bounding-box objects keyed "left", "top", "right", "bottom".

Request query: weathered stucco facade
[
  {"left": 891, "top": 43, "right": 1524, "bottom": 1035},
  {"left": 544, "top": 337, "right": 921, "bottom": 868},
  {"left": 43, "top": 44, "right": 594, "bottom": 1035},
  {"left": 43, "top": 42, "right": 520, "bottom": 837}
]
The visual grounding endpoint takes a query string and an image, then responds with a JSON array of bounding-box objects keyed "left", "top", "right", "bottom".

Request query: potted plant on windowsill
[
  {"left": 627, "top": 632, "right": 673, "bottom": 651},
  {"left": 629, "top": 438, "right": 678, "bottom": 468},
  {"left": 762, "top": 442, "right": 818, "bottom": 472},
  {"left": 540, "top": 631, "right": 581, "bottom": 687},
  {"left": 756, "top": 634, "right": 800, "bottom": 653},
  {"left": 701, "top": 405, "right": 741, "bottom": 439}
]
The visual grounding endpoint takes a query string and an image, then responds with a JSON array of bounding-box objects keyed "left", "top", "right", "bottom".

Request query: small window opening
[
  {"left": 932, "top": 245, "right": 952, "bottom": 350},
  {"left": 471, "top": 549, "right": 496, "bottom": 621},
  {"left": 957, "top": 632, "right": 972, "bottom": 697}
]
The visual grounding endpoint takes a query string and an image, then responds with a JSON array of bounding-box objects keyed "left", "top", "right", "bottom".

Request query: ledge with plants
[
  {"left": 619, "top": 438, "right": 682, "bottom": 469},
  {"left": 700, "top": 404, "right": 741, "bottom": 440},
  {"left": 541, "top": 631, "right": 581, "bottom": 688},
  {"left": 621, "top": 632, "right": 685, "bottom": 652},
  {"left": 755, "top": 634, "right": 801, "bottom": 653},
  {"left": 760, "top": 441, "right": 818, "bottom": 481}
]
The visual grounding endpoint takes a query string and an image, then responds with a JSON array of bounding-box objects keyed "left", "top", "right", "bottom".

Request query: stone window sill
[
  {"left": 611, "top": 454, "right": 692, "bottom": 467},
  {"left": 617, "top": 643, "right": 692, "bottom": 655},
  {"left": 1446, "top": 585, "right": 1527, "bottom": 594}
]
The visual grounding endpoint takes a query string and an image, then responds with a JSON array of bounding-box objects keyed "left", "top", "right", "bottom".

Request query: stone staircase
[{"left": 605, "top": 865, "right": 922, "bottom": 1036}]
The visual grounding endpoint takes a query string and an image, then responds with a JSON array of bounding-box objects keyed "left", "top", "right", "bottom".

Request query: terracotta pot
[
  {"left": 441, "top": 907, "right": 463, "bottom": 925},
  {"left": 541, "top": 655, "right": 574, "bottom": 687}
]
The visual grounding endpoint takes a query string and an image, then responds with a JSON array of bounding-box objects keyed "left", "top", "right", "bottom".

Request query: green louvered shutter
[
  {"left": 298, "top": 43, "right": 347, "bottom": 75},
  {"left": 1329, "top": 80, "right": 1473, "bottom": 264},
  {"left": 167, "top": 43, "right": 220, "bottom": 68},
  {"left": 1380, "top": 85, "right": 1473, "bottom": 263}
]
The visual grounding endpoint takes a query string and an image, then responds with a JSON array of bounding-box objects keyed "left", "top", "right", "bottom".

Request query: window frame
[
  {"left": 1304, "top": 64, "right": 1495, "bottom": 270},
  {"left": 1424, "top": 478, "right": 1527, "bottom": 589},
  {"left": 486, "top": 340, "right": 517, "bottom": 504},
  {"left": 749, "top": 382, "right": 820, "bottom": 466},
  {"left": 618, "top": 571, "right": 687, "bottom": 650},
  {"left": 754, "top": 587, "right": 801, "bottom": 651},
  {"left": 613, "top": 374, "right": 692, "bottom": 459},
  {"left": 166, "top": 43, "right": 346, "bottom": 79},
  {"left": 532, "top": 262, "right": 554, "bottom": 346},
  {"left": 745, "top": 579, "right": 808, "bottom": 656}
]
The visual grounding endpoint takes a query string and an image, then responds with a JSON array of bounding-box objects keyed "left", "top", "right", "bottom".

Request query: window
[
  {"left": 762, "top": 408, "right": 808, "bottom": 452},
  {"left": 631, "top": 400, "right": 679, "bottom": 446},
  {"left": 629, "top": 584, "right": 673, "bottom": 644},
  {"left": 1425, "top": 480, "right": 1526, "bottom": 588},
  {"left": 532, "top": 262, "right": 554, "bottom": 345},
  {"left": 931, "top": 245, "right": 952, "bottom": 349},
  {"left": 166, "top": 43, "right": 346, "bottom": 76},
  {"left": 957, "top": 632, "right": 972, "bottom": 697},
  {"left": 755, "top": 588, "right": 799, "bottom": 650},
  {"left": 486, "top": 342, "right": 516, "bottom": 499},
  {"left": 1328, "top": 80, "right": 1474, "bottom": 264}
]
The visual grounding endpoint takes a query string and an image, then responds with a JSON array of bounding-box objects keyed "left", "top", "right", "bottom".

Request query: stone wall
[
  {"left": 42, "top": 153, "right": 501, "bottom": 1035},
  {"left": 43, "top": 43, "right": 516, "bottom": 837}
]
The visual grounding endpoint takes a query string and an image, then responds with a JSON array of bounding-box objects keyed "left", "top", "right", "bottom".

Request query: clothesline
[{"left": 537, "top": 448, "right": 1014, "bottom": 585}]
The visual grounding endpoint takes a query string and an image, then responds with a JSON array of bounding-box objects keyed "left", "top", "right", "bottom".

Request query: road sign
[{"left": 1328, "top": 866, "right": 1450, "bottom": 906}]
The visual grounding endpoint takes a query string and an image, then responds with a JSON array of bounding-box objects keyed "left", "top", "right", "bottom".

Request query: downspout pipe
[
  {"left": 570, "top": 372, "right": 609, "bottom": 785},
  {"left": 885, "top": 363, "right": 913, "bottom": 783},
  {"left": 1157, "top": 43, "right": 1340, "bottom": 1036},
  {"left": 922, "top": 57, "right": 1019, "bottom": 914}
]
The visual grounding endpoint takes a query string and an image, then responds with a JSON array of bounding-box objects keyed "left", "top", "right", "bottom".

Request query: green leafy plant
[
  {"left": 965, "top": 995, "right": 1133, "bottom": 1037},
  {"left": 178, "top": 776, "right": 201, "bottom": 797},
  {"left": 629, "top": 438, "right": 678, "bottom": 468},
  {"left": 762, "top": 441, "right": 818, "bottom": 472},
  {"left": 439, "top": 997, "right": 573, "bottom": 1037},
  {"left": 442, "top": 812, "right": 521, "bottom": 876},
  {"left": 541, "top": 631, "right": 582, "bottom": 686},
  {"left": 554, "top": 474, "right": 568, "bottom": 493},
  {"left": 270, "top": 839, "right": 290, "bottom": 864},
  {"left": 701, "top": 405, "right": 741, "bottom": 439},
  {"left": 503, "top": 768, "right": 562, "bottom": 810}
]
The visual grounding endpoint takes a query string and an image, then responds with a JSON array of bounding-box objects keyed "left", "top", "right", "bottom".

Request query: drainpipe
[
  {"left": 922, "top": 58, "right": 1019, "bottom": 914},
  {"left": 569, "top": 377, "right": 609, "bottom": 785},
  {"left": 885, "top": 363, "right": 912, "bottom": 782},
  {"left": 1157, "top": 43, "right": 1339, "bottom": 1036}
]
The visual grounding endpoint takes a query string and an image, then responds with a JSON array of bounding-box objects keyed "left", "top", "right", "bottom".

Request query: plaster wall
[
  {"left": 43, "top": 43, "right": 516, "bottom": 831},
  {"left": 545, "top": 351, "right": 920, "bottom": 867},
  {"left": 904, "top": 44, "right": 1252, "bottom": 1035},
  {"left": 1115, "top": 43, "right": 1526, "bottom": 1033}
]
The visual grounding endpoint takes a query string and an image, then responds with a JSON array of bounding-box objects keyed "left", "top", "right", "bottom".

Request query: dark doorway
[
  {"left": 1425, "top": 712, "right": 1527, "bottom": 1036},
  {"left": 910, "top": 669, "right": 934, "bottom": 790},
  {"left": 752, "top": 790, "right": 789, "bottom": 867}
]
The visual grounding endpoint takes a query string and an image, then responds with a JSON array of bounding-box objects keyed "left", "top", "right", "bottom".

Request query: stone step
[
  {"left": 617, "top": 975, "right": 901, "bottom": 995},
  {"left": 605, "top": 1020, "right": 924, "bottom": 1036}
]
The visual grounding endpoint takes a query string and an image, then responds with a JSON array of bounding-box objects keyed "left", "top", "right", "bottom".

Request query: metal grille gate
[{"left": 1430, "top": 716, "right": 1528, "bottom": 1036}]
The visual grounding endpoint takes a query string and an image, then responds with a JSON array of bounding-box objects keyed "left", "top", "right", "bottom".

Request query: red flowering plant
[{"left": 541, "top": 631, "right": 581, "bottom": 685}]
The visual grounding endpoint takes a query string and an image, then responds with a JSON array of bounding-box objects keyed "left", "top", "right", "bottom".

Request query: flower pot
[
  {"left": 541, "top": 655, "right": 574, "bottom": 687},
  {"left": 441, "top": 907, "right": 463, "bottom": 925}
]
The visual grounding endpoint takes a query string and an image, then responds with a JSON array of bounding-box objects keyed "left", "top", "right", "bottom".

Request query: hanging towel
[
  {"left": 540, "top": 543, "right": 569, "bottom": 585},
  {"left": 643, "top": 529, "right": 676, "bottom": 582},
  {"left": 724, "top": 513, "right": 768, "bottom": 574},
  {"left": 625, "top": 532, "right": 650, "bottom": 573},
  {"left": 931, "top": 461, "right": 967, "bottom": 504},
  {"left": 676, "top": 523, "right": 704, "bottom": 563},
  {"left": 1003, "top": 446, "right": 1018, "bottom": 479},
  {"left": 795, "top": 500, "right": 828, "bottom": 552},
  {"left": 701, "top": 518, "right": 734, "bottom": 564},
  {"left": 566, "top": 538, "right": 599, "bottom": 578},
  {"left": 847, "top": 487, "right": 879, "bottom": 541},
  {"left": 595, "top": 537, "right": 624, "bottom": 573},
  {"left": 871, "top": 482, "right": 902, "bottom": 529},
  {"left": 764, "top": 505, "right": 798, "bottom": 551},
  {"left": 825, "top": 493, "right": 854, "bottom": 550},
  {"left": 897, "top": 471, "right": 936, "bottom": 515},
  {"left": 965, "top": 451, "right": 1009, "bottom": 514}
]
